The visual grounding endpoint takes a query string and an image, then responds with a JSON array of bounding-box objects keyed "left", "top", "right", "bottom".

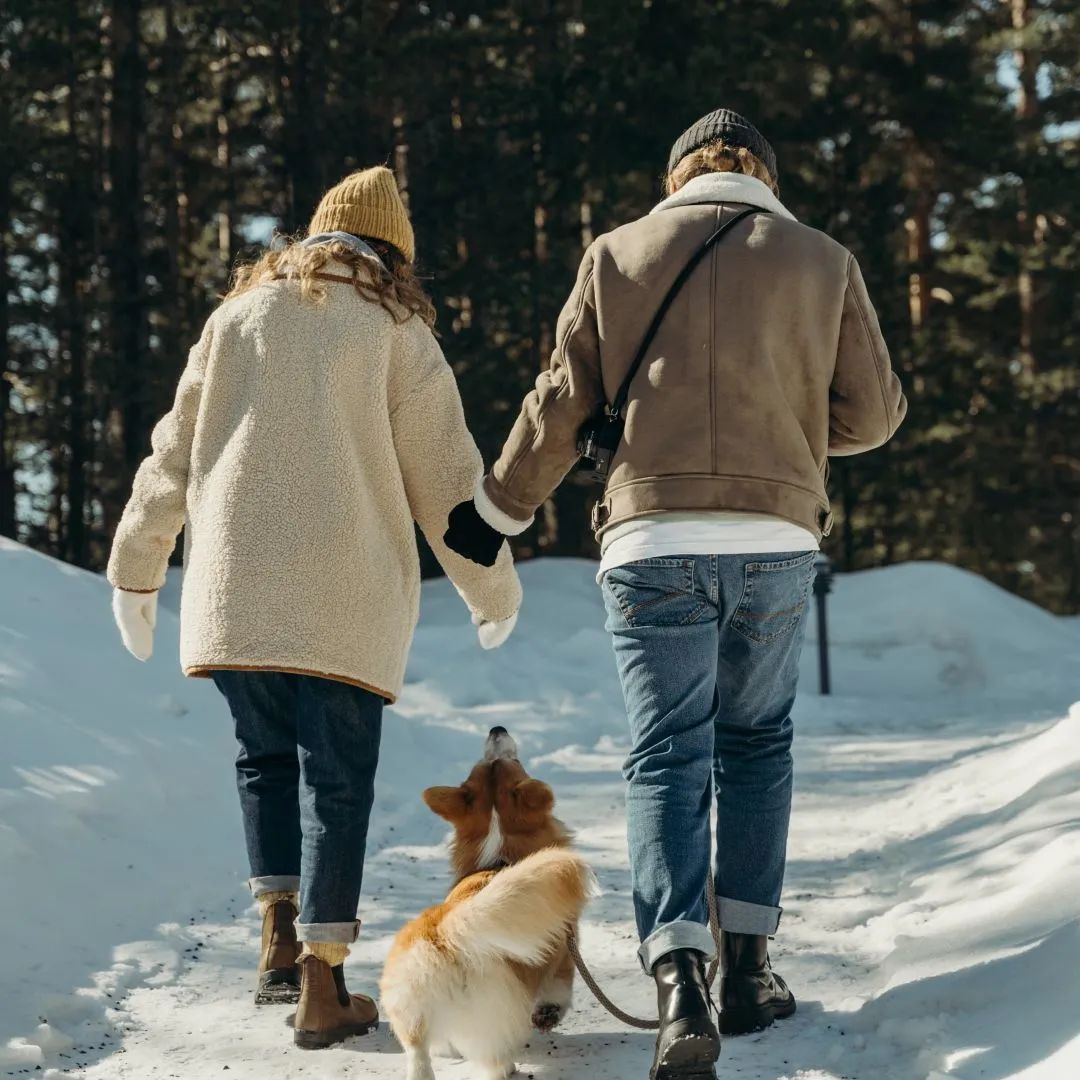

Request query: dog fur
[{"left": 380, "top": 729, "right": 595, "bottom": 1080}]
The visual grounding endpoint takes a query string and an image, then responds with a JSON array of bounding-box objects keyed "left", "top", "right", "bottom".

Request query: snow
[{"left": 2, "top": 535, "right": 1078, "bottom": 1079}]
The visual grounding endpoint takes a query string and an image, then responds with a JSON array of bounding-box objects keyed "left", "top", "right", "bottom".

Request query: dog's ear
[
  {"left": 515, "top": 778, "right": 555, "bottom": 814},
  {"left": 423, "top": 785, "right": 469, "bottom": 821}
]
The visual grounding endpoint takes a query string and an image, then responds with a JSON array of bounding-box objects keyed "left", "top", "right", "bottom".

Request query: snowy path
[{"left": 4, "top": 543, "right": 1080, "bottom": 1079}]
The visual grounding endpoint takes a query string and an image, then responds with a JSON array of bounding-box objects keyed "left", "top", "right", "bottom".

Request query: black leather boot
[
  {"left": 718, "top": 931, "right": 796, "bottom": 1035},
  {"left": 650, "top": 949, "right": 721, "bottom": 1080}
]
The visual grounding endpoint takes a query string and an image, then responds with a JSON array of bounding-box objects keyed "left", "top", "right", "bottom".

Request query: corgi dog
[{"left": 380, "top": 726, "right": 595, "bottom": 1080}]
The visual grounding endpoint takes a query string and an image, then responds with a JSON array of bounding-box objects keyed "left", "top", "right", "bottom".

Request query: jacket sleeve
[
  {"left": 480, "top": 245, "right": 604, "bottom": 530},
  {"left": 390, "top": 325, "right": 522, "bottom": 624},
  {"left": 829, "top": 255, "right": 908, "bottom": 455},
  {"left": 106, "top": 318, "right": 215, "bottom": 592}
]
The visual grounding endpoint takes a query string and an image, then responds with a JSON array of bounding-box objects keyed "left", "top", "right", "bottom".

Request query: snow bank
[
  {"left": 2, "top": 542, "right": 1078, "bottom": 1078},
  {"left": 0, "top": 539, "right": 487, "bottom": 1066},
  {"left": 802, "top": 561, "right": 1078, "bottom": 709},
  {"left": 0, "top": 538, "right": 235, "bottom": 1064}
]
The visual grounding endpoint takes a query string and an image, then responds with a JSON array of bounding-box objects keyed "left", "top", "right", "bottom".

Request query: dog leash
[{"left": 567, "top": 875, "right": 722, "bottom": 1031}]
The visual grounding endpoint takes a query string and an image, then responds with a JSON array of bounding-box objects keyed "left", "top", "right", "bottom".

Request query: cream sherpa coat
[{"left": 107, "top": 273, "right": 521, "bottom": 702}]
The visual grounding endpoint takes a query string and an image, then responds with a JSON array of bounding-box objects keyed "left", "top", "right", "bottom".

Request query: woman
[
  {"left": 447, "top": 110, "right": 906, "bottom": 1078},
  {"left": 107, "top": 166, "right": 521, "bottom": 1050}
]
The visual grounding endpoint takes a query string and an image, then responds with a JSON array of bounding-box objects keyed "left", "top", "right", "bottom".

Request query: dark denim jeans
[
  {"left": 211, "top": 670, "right": 383, "bottom": 944},
  {"left": 601, "top": 552, "right": 816, "bottom": 973}
]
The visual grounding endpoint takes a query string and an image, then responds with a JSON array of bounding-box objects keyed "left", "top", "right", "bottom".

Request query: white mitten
[
  {"left": 112, "top": 588, "right": 158, "bottom": 661},
  {"left": 473, "top": 610, "right": 518, "bottom": 651}
]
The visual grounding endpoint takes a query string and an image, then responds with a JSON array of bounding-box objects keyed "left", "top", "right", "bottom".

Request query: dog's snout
[{"left": 484, "top": 726, "right": 518, "bottom": 762}]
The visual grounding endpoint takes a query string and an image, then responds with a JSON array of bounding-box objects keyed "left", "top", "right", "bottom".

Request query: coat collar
[{"left": 650, "top": 172, "right": 796, "bottom": 221}]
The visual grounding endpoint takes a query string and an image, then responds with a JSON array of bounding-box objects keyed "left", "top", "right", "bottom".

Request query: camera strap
[{"left": 607, "top": 204, "right": 767, "bottom": 420}]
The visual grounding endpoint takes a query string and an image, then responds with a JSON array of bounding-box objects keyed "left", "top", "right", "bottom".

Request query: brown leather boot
[
  {"left": 255, "top": 897, "right": 301, "bottom": 1005},
  {"left": 293, "top": 955, "right": 379, "bottom": 1049}
]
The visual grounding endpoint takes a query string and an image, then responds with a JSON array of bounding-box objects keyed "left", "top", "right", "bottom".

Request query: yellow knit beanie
[{"left": 307, "top": 166, "right": 415, "bottom": 263}]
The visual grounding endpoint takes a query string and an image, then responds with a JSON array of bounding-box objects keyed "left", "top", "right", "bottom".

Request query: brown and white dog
[{"left": 380, "top": 726, "right": 595, "bottom": 1080}]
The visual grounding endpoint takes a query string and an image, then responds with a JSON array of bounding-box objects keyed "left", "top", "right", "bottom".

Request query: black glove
[{"left": 444, "top": 500, "right": 505, "bottom": 567}]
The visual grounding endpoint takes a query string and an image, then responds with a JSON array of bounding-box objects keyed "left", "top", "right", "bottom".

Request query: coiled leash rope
[{"left": 567, "top": 876, "right": 722, "bottom": 1031}]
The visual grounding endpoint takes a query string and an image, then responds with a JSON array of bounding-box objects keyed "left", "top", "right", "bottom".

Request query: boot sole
[
  {"left": 718, "top": 995, "right": 797, "bottom": 1036},
  {"left": 293, "top": 1020, "right": 378, "bottom": 1050},
  {"left": 651, "top": 1030, "right": 722, "bottom": 1080},
  {"left": 254, "top": 970, "right": 300, "bottom": 1006}
]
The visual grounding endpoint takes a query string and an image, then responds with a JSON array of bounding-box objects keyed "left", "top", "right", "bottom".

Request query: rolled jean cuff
[
  {"left": 248, "top": 875, "right": 301, "bottom": 898},
  {"left": 716, "top": 896, "right": 782, "bottom": 936},
  {"left": 295, "top": 920, "right": 360, "bottom": 944},
  {"left": 638, "top": 920, "right": 717, "bottom": 975}
]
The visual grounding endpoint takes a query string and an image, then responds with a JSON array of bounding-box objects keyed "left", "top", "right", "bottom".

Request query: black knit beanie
[{"left": 667, "top": 109, "right": 777, "bottom": 182}]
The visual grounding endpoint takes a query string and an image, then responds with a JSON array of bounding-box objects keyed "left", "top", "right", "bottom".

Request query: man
[{"left": 445, "top": 109, "right": 906, "bottom": 1079}]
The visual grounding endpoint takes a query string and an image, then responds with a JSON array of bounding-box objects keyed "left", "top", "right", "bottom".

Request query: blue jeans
[
  {"left": 601, "top": 552, "right": 816, "bottom": 973},
  {"left": 212, "top": 670, "right": 383, "bottom": 944}
]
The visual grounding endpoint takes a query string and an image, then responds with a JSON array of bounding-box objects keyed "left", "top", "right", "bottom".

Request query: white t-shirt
[{"left": 598, "top": 511, "right": 818, "bottom": 581}]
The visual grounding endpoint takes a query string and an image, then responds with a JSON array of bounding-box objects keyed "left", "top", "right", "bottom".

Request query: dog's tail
[{"left": 440, "top": 847, "right": 597, "bottom": 968}]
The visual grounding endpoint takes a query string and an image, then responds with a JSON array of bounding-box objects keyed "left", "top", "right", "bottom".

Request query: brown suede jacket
[{"left": 480, "top": 178, "right": 907, "bottom": 542}]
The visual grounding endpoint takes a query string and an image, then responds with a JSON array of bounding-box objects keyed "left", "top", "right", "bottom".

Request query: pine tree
[{"left": 0, "top": 0, "right": 1075, "bottom": 609}]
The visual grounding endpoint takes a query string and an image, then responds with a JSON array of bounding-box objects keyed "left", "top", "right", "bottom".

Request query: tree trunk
[
  {"left": 160, "top": 0, "right": 184, "bottom": 361},
  {"left": 901, "top": 5, "right": 935, "bottom": 333},
  {"left": 107, "top": 0, "right": 146, "bottom": 491},
  {"left": 904, "top": 183, "right": 933, "bottom": 332},
  {"left": 59, "top": 19, "right": 90, "bottom": 565},
  {"left": 531, "top": 6, "right": 561, "bottom": 553},
  {"left": 217, "top": 28, "right": 236, "bottom": 274},
  {"left": 839, "top": 460, "right": 857, "bottom": 572},
  {"left": 282, "top": 0, "right": 329, "bottom": 230},
  {"left": 59, "top": 206, "right": 89, "bottom": 565},
  {"left": 0, "top": 86, "right": 15, "bottom": 537},
  {"left": 1010, "top": 0, "right": 1039, "bottom": 374}
]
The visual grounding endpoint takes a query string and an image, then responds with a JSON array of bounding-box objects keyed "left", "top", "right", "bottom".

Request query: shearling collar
[{"left": 651, "top": 172, "right": 796, "bottom": 221}]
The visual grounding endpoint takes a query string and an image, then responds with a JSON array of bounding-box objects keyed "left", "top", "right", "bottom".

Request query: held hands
[
  {"left": 444, "top": 500, "right": 504, "bottom": 567},
  {"left": 473, "top": 610, "right": 518, "bottom": 650},
  {"left": 444, "top": 480, "right": 534, "bottom": 566},
  {"left": 112, "top": 588, "right": 158, "bottom": 661},
  {"left": 443, "top": 483, "right": 525, "bottom": 649}
]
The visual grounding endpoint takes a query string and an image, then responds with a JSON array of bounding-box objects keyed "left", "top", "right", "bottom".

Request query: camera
[{"left": 577, "top": 410, "right": 625, "bottom": 483}]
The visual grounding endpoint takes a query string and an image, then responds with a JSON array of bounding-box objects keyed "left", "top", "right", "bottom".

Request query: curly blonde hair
[
  {"left": 666, "top": 140, "right": 778, "bottom": 196},
  {"left": 224, "top": 236, "right": 436, "bottom": 328}
]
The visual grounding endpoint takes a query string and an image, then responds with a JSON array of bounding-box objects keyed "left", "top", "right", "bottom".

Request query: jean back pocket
[
  {"left": 602, "top": 558, "right": 703, "bottom": 628},
  {"left": 731, "top": 552, "right": 816, "bottom": 645}
]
